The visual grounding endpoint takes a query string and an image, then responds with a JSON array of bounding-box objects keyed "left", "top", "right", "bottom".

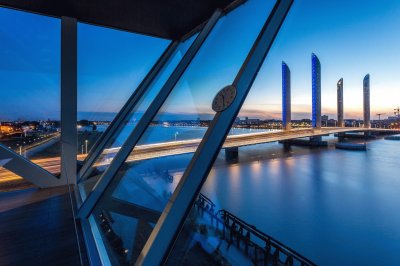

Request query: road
[{"left": 1, "top": 127, "right": 399, "bottom": 183}]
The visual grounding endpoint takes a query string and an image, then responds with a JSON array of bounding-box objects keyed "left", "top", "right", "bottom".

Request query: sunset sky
[{"left": 1, "top": 0, "right": 400, "bottom": 121}]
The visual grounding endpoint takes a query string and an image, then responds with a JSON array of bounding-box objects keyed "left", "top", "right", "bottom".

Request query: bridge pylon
[
  {"left": 363, "top": 74, "right": 371, "bottom": 128},
  {"left": 312, "top": 53, "right": 321, "bottom": 129},
  {"left": 282, "top": 62, "right": 291, "bottom": 130},
  {"left": 337, "top": 78, "right": 344, "bottom": 127}
]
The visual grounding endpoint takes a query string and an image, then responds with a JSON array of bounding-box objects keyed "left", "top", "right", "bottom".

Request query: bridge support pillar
[
  {"left": 337, "top": 133, "right": 345, "bottom": 142},
  {"left": 310, "top": 136, "right": 322, "bottom": 142},
  {"left": 225, "top": 147, "right": 239, "bottom": 163},
  {"left": 282, "top": 142, "right": 291, "bottom": 151}
]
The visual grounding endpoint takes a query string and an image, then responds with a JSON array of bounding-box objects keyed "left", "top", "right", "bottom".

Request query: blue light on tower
[
  {"left": 311, "top": 53, "right": 321, "bottom": 129},
  {"left": 282, "top": 62, "right": 291, "bottom": 130},
  {"left": 363, "top": 74, "right": 370, "bottom": 128}
]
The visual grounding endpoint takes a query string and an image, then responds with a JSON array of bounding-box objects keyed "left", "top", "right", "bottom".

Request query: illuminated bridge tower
[
  {"left": 312, "top": 53, "right": 321, "bottom": 129},
  {"left": 363, "top": 74, "right": 371, "bottom": 128},
  {"left": 282, "top": 62, "right": 291, "bottom": 130},
  {"left": 337, "top": 78, "right": 344, "bottom": 127}
]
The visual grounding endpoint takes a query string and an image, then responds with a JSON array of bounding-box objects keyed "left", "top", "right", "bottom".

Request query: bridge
[
  {"left": 1, "top": 127, "right": 399, "bottom": 188},
  {"left": 1, "top": 55, "right": 399, "bottom": 188}
]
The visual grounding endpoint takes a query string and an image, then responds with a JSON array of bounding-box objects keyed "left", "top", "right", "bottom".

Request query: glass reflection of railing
[{"left": 195, "top": 193, "right": 316, "bottom": 266}]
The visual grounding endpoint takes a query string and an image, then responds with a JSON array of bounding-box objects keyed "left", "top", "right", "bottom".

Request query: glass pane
[
  {"left": 77, "top": 23, "right": 169, "bottom": 159},
  {"left": 78, "top": 35, "right": 197, "bottom": 198},
  {"left": 90, "top": 0, "right": 276, "bottom": 264},
  {"left": 0, "top": 7, "right": 61, "bottom": 190},
  {"left": 167, "top": 1, "right": 400, "bottom": 265}
]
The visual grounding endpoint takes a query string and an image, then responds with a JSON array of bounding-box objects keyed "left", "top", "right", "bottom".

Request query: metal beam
[
  {"left": 77, "top": 9, "right": 223, "bottom": 219},
  {"left": 136, "top": 0, "right": 294, "bottom": 264},
  {"left": 61, "top": 16, "right": 78, "bottom": 185},
  {"left": 78, "top": 41, "right": 179, "bottom": 182},
  {"left": 0, "top": 144, "right": 63, "bottom": 187}
]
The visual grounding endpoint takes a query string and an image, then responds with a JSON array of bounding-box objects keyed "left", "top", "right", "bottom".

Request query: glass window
[
  {"left": 77, "top": 23, "right": 169, "bottom": 159},
  {"left": 168, "top": 1, "right": 400, "bottom": 266},
  {"left": 89, "top": 0, "right": 276, "bottom": 264},
  {"left": 78, "top": 35, "right": 197, "bottom": 199},
  {"left": 0, "top": 7, "right": 60, "bottom": 190}
]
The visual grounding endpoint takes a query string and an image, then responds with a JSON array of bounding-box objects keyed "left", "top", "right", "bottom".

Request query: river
[
  {"left": 93, "top": 125, "right": 400, "bottom": 265},
  {"left": 200, "top": 135, "right": 400, "bottom": 265}
]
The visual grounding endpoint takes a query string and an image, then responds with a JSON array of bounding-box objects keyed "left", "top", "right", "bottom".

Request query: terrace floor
[{"left": 0, "top": 186, "right": 87, "bottom": 265}]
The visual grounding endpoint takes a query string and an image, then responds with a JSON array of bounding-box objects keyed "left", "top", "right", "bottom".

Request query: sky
[{"left": 0, "top": 0, "right": 400, "bottom": 121}]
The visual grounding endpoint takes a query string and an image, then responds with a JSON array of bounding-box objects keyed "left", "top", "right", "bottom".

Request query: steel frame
[
  {"left": 136, "top": 0, "right": 294, "bottom": 264},
  {"left": 77, "top": 41, "right": 179, "bottom": 182},
  {"left": 61, "top": 16, "right": 78, "bottom": 185},
  {"left": 77, "top": 9, "right": 223, "bottom": 219}
]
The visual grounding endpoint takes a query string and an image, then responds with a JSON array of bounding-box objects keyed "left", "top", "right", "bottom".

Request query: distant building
[
  {"left": 312, "top": 53, "right": 321, "bottom": 129},
  {"left": 246, "top": 118, "right": 260, "bottom": 125},
  {"left": 327, "top": 119, "right": 337, "bottom": 127}
]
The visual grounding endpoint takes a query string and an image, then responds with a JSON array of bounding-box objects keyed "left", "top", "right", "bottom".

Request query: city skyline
[{"left": 1, "top": 0, "right": 400, "bottom": 121}]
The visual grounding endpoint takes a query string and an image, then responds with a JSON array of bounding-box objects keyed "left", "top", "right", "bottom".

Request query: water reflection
[{"left": 201, "top": 138, "right": 400, "bottom": 266}]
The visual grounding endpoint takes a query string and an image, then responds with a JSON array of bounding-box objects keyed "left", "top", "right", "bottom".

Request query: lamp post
[
  {"left": 174, "top": 132, "right": 179, "bottom": 141},
  {"left": 85, "top": 139, "right": 88, "bottom": 154}
]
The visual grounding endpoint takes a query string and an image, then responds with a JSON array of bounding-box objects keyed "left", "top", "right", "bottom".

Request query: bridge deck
[{"left": 1, "top": 127, "right": 399, "bottom": 187}]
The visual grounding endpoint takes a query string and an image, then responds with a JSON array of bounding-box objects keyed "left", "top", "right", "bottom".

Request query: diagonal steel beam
[
  {"left": 78, "top": 41, "right": 179, "bottom": 182},
  {"left": 77, "top": 9, "right": 223, "bottom": 219},
  {"left": 0, "top": 144, "right": 64, "bottom": 187},
  {"left": 136, "top": 0, "right": 294, "bottom": 264}
]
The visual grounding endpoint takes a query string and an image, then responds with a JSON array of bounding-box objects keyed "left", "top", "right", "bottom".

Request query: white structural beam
[
  {"left": 0, "top": 144, "right": 64, "bottom": 187},
  {"left": 61, "top": 17, "right": 78, "bottom": 185}
]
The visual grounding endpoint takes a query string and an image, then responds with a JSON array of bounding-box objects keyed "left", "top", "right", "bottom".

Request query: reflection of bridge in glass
[{"left": 1, "top": 127, "right": 399, "bottom": 184}]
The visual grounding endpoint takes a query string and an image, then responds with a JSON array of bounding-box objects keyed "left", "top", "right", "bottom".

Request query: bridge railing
[{"left": 195, "top": 193, "right": 316, "bottom": 266}]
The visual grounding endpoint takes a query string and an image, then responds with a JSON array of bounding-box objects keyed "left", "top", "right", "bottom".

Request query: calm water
[
  {"left": 201, "top": 136, "right": 400, "bottom": 266},
  {"left": 96, "top": 124, "right": 400, "bottom": 265}
]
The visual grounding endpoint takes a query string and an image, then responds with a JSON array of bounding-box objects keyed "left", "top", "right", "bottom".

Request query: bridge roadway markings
[{"left": 1, "top": 127, "right": 399, "bottom": 182}]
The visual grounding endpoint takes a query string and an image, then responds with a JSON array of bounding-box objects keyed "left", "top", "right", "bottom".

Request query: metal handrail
[{"left": 196, "top": 193, "right": 316, "bottom": 266}]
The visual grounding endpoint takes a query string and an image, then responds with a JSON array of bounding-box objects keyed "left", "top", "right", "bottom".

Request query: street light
[
  {"left": 174, "top": 132, "right": 179, "bottom": 141},
  {"left": 85, "top": 139, "right": 88, "bottom": 154}
]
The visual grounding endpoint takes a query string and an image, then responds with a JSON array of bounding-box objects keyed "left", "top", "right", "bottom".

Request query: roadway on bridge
[{"left": 1, "top": 127, "right": 398, "bottom": 184}]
